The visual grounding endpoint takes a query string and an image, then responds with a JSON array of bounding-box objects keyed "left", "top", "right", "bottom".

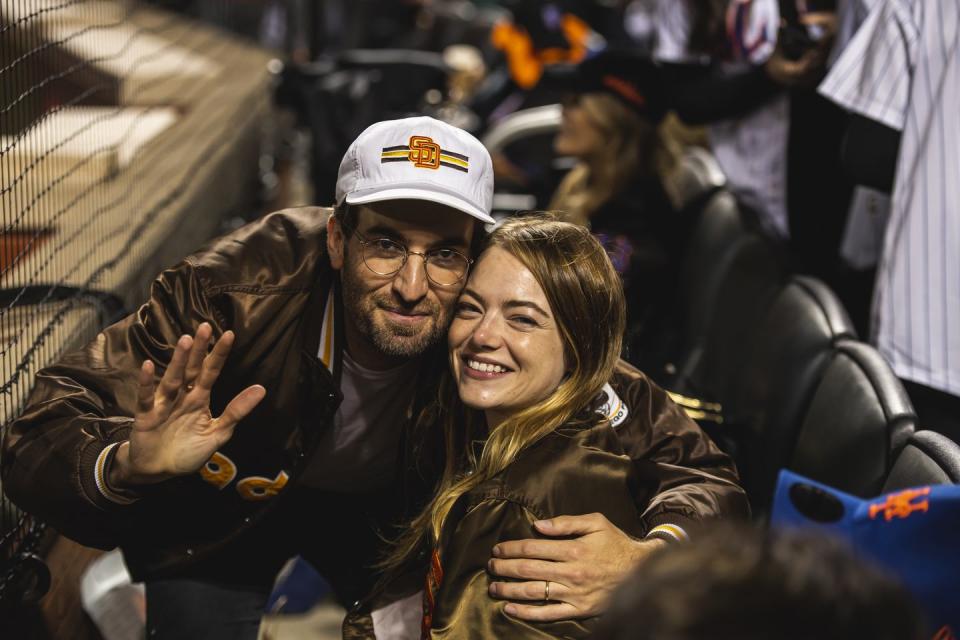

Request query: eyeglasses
[{"left": 348, "top": 227, "right": 473, "bottom": 287}]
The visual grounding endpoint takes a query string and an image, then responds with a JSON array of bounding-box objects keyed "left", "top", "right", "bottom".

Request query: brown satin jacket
[
  {"left": 346, "top": 364, "right": 750, "bottom": 639},
  {"left": 1, "top": 207, "right": 367, "bottom": 580},
  {"left": 2, "top": 206, "right": 747, "bottom": 595}
]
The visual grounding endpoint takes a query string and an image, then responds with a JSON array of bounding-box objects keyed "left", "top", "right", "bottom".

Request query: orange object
[
  {"left": 868, "top": 487, "right": 932, "bottom": 522},
  {"left": 491, "top": 13, "right": 595, "bottom": 90}
]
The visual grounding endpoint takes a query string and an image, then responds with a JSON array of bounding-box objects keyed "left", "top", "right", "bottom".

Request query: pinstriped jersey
[
  {"left": 820, "top": 0, "right": 960, "bottom": 396},
  {"left": 829, "top": 0, "right": 881, "bottom": 66}
]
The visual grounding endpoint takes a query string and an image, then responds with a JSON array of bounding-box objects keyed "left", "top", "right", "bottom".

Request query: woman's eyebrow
[
  {"left": 461, "top": 287, "right": 485, "bottom": 304},
  {"left": 462, "top": 288, "right": 549, "bottom": 318},
  {"left": 503, "top": 300, "right": 549, "bottom": 317}
]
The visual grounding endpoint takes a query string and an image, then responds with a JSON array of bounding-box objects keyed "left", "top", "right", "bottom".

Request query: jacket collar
[
  {"left": 318, "top": 285, "right": 337, "bottom": 376},
  {"left": 299, "top": 228, "right": 344, "bottom": 385}
]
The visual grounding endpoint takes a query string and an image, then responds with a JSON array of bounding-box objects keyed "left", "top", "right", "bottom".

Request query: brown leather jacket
[
  {"left": 346, "top": 364, "right": 750, "bottom": 638},
  {"left": 2, "top": 207, "right": 748, "bottom": 592}
]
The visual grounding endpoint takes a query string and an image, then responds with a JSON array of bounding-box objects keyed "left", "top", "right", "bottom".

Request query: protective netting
[{"left": 0, "top": 0, "right": 273, "bottom": 605}]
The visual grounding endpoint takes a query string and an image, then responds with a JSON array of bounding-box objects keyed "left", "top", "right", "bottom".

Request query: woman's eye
[
  {"left": 456, "top": 301, "right": 480, "bottom": 315},
  {"left": 510, "top": 315, "right": 537, "bottom": 327}
]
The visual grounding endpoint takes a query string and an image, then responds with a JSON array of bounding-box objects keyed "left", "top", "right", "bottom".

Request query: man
[
  {"left": 819, "top": 0, "right": 960, "bottom": 442},
  {"left": 2, "top": 117, "right": 747, "bottom": 638}
]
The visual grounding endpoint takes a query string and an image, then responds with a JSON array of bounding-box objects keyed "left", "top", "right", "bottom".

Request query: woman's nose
[{"left": 469, "top": 316, "right": 502, "bottom": 350}]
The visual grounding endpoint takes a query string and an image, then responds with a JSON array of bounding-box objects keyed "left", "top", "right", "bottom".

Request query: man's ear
[{"left": 327, "top": 213, "right": 345, "bottom": 270}]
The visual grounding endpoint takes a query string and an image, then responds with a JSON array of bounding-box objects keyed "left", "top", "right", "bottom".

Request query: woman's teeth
[{"left": 467, "top": 359, "right": 508, "bottom": 373}]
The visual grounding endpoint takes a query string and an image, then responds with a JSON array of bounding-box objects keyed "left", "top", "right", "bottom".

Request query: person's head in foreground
[
  {"left": 387, "top": 213, "right": 626, "bottom": 556},
  {"left": 550, "top": 50, "right": 667, "bottom": 225},
  {"left": 593, "top": 524, "right": 925, "bottom": 640},
  {"left": 327, "top": 115, "right": 494, "bottom": 369}
]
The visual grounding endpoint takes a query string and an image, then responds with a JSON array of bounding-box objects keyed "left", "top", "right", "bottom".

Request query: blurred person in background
[
  {"left": 593, "top": 525, "right": 925, "bottom": 640},
  {"left": 819, "top": 0, "right": 887, "bottom": 336},
  {"left": 548, "top": 50, "right": 681, "bottom": 357},
  {"left": 654, "top": 0, "right": 854, "bottom": 291},
  {"left": 819, "top": 0, "right": 960, "bottom": 443}
]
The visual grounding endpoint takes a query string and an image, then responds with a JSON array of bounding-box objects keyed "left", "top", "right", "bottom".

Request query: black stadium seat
[
  {"left": 669, "top": 192, "right": 785, "bottom": 393},
  {"left": 676, "top": 191, "right": 749, "bottom": 356},
  {"left": 882, "top": 431, "right": 960, "bottom": 492},
  {"left": 663, "top": 146, "right": 727, "bottom": 215},
  {"left": 691, "top": 236, "right": 785, "bottom": 402},
  {"left": 728, "top": 276, "right": 857, "bottom": 511},
  {"left": 789, "top": 340, "right": 915, "bottom": 497}
]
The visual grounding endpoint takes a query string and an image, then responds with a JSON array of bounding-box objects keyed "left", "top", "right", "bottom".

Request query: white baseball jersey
[
  {"left": 820, "top": 0, "right": 960, "bottom": 397},
  {"left": 654, "top": 0, "right": 790, "bottom": 239},
  {"left": 829, "top": 0, "right": 882, "bottom": 65}
]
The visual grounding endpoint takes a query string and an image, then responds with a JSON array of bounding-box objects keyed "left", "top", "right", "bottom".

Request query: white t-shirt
[
  {"left": 299, "top": 351, "right": 421, "bottom": 491},
  {"left": 820, "top": 0, "right": 960, "bottom": 397},
  {"left": 654, "top": 0, "right": 790, "bottom": 239}
]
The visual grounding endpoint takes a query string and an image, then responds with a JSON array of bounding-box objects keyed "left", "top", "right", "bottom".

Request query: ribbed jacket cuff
[
  {"left": 644, "top": 514, "right": 696, "bottom": 543},
  {"left": 645, "top": 523, "right": 689, "bottom": 543},
  {"left": 78, "top": 430, "right": 138, "bottom": 509},
  {"left": 95, "top": 443, "right": 141, "bottom": 505}
]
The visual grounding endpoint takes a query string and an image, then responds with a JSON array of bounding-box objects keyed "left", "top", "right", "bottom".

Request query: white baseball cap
[{"left": 335, "top": 116, "right": 495, "bottom": 224}]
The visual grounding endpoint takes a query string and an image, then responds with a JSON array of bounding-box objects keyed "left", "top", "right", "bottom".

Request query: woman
[
  {"left": 548, "top": 51, "right": 681, "bottom": 357},
  {"left": 349, "top": 216, "right": 744, "bottom": 638},
  {"left": 548, "top": 53, "right": 667, "bottom": 229}
]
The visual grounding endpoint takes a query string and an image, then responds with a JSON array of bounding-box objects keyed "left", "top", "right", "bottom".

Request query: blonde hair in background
[
  {"left": 381, "top": 215, "right": 627, "bottom": 575},
  {"left": 549, "top": 92, "right": 659, "bottom": 226}
]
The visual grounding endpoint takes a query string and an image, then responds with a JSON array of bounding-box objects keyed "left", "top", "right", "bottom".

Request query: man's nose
[{"left": 392, "top": 253, "right": 430, "bottom": 303}]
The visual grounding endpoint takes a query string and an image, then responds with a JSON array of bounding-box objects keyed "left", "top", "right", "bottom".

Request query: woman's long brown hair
[
  {"left": 549, "top": 92, "right": 660, "bottom": 225},
  {"left": 381, "top": 215, "right": 627, "bottom": 575}
]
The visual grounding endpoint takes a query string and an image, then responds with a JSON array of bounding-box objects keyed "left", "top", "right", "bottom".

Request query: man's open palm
[{"left": 117, "top": 323, "right": 265, "bottom": 486}]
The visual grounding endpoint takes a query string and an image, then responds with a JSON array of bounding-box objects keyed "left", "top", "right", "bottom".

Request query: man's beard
[{"left": 340, "top": 260, "right": 451, "bottom": 359}]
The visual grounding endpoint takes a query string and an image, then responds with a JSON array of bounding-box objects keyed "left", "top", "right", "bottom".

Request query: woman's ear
[{"left": 327, "top": 214, "right": 345, "bottom": 270}]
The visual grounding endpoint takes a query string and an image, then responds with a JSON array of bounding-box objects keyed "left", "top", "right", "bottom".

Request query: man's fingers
[
  {"left": 214, "top": 384, "right": 266, "bottom": 430},
  {"left": 136, "top": 360, "right": 156, "bottom": 414},
  {"left": 194, "top": 330, "right": 235, "bottom": 392},
  {"left": 492, "top": 538, "right": 570, "bottom": 562},
  {"left": 158, "top": 335, "right": 192, "bottom": 399},
  {"left": 533, "top": 513, "right": 608, "bottom": 537},
  {"left": 503, "top": 602, "right": 581, "bottom": 623},
  {"left": 183, "top": 322, "right": 213, "bottom": 385},
  {"left": 487, "top": 558, "right": 566, "bottom": 583},
  {"left": 489, "top": 579, "right": 568, "bottom": 603}
]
